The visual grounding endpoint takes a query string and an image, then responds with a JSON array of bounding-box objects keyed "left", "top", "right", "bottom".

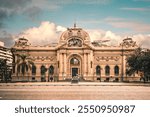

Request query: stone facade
[{"left": 11, "top": 26, "right": 139, "bottom": 82}]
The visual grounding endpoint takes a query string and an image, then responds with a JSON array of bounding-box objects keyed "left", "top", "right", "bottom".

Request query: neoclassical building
[{"left": 11, "top": 26, "right": 140, "bottom": 82}]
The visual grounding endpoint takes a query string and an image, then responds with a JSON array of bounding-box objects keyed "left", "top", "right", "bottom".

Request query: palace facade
[{"left": 11, "top": 26, "right": 140, "bottom": 82}]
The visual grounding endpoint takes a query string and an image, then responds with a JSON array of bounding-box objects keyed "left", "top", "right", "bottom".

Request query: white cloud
[
  {"left": 87, "top": 29, "right": 122, "bottom": 46},
  {"left": 132, "top": 34, "right": 150, "bottom": 48},
  {"left": 121, "top": 7, "right": 150, "bottom": 11},
  {"left": 14, "top": 21, "right": 150, "bottom": 48},
  {"left": 15, "top": 21, "right": 66, "bottom": 45},
  {"left": 105, "top": 17, "right": 150, "bottom": 33},
  {"left": 88, "top": 29, "right": 150, "bottom": 48}
]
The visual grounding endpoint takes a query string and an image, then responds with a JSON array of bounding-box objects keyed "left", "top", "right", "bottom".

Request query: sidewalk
[{"left": 0, "top": 82, "right": 150, "bottom": 86}]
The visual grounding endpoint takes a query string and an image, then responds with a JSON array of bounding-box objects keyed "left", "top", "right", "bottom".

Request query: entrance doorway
[{"left": 72, "top": 68, "right": 78, "bottom": 77}]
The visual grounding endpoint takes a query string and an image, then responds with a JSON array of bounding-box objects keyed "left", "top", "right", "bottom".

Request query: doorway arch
[{"left": 67, "top": 54, "right": 82, "bottom": 78}]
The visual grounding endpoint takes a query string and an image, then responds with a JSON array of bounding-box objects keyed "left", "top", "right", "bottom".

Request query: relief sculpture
[{"left": 68, "top": 38, "right": 82, "bottom": 47}]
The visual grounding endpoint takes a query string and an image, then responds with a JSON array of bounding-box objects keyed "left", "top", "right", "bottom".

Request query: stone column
[
  {"left": 90, "top": 51, "right": 93, "bottom": 78},
  {"left": 57, "top": 51, "right": 59, "bottom": 74},
  {"left": 64, "top": 53, "right": 67, "bottom": 76},
  {"left": 123, "top": 55, "right": 126, "bottom": 77},
  {"left": 110, "top": 65, "right": 114, "bottom": 81},
  {"left": 88, "top": 53, "right": 91, "bottom": 75},
  {"left": 59, "top": 53, "right": 62, "bottom": 75},
  {"left": 84, "top": 53, "right": 87, "bottom": 76}
]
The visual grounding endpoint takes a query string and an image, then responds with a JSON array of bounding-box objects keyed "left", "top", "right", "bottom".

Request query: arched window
[
  {"left": 96, "top": 65, "right": 101, "bottom": 75},
  {"left": 32, "top": 65, "right": 36, "bottom": 74},
  {"left": 40, "top": 65, "right": 46, "bottom": 75},
  {"left": 105, "top": 65, "right": 110, "bottom": 76},
  {"left": 49, "top": 65, "right": 54, "bottom": 75},
  {"left": 70, "top": 58, "right": 80, "bottom": 65},
  {"left": 114, "top": 65, "right": 119, "bottom": 76}
]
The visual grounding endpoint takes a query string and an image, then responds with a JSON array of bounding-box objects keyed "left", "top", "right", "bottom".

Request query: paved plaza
[{"left": 0, "top": 82, "right": 150, "bottom": 100}]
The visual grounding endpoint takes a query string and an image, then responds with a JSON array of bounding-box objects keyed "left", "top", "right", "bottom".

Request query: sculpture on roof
[
  {"left": 120, "top": 38, "right": 137, "bottom": 48},
  {"left": 68, "top": 38, "right": 82, "bottom": 47},
  {"left": 14, "top": 38, "right": 30, "bottom": 47}
]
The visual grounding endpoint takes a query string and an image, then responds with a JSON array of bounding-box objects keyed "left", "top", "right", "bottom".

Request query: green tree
[
  {"left": 0, "top": 59, "right": 6, "bottom": 81},
  {"left": 16, "top": 54, "right": 34, "bottom": 80},
  {"left": 126, "top": 47, "right": 150, "bottom": 82},
  {"left": 0, "top": 59, "right": 11, "bottom": 82}
]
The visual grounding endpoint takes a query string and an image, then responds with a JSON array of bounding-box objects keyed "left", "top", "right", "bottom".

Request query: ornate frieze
[
  {"left": 30, "top": 56, "right": 56, "bottom": 61},
  {"left": 95, "top": 56, "right": 120, "bottom": 61}
]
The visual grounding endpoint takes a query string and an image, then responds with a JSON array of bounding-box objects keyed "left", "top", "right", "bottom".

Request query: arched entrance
[{"left": 68, "top": 54, "right": 82, "bottom": 78}]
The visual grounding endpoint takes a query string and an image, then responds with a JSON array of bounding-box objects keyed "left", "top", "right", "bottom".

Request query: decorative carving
[
  {"left": 96, "top": 57, "right": 100, "bottom": 61},
  {"left": 120, "top": 38, "right": 137, "bottom": 48},
  {"left": 32, "top": 56, "right": 56, "bottom": 61},
  {"left": 68, "top": 38, "right": 82, "bottom": 47},
  {"left": 49, "top": 56, "right": 55, "bottom": 61},
  {"left": 77, "top": 30, "right": 81, "bottom": 37},
  {"left": 41, "top": 57, "right": 45, "bottom": 61},
  {"left": 15, "top": 38, "right": 30, "bottom": 47},
  {"left": 95, "top": 56, "right": 120, "bottom": 61},
  {"left": 68, "top": 30, "right": 73, "bottom": 37}
]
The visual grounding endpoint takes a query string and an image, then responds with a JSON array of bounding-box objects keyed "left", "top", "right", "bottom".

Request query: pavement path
[
  {"left": 0, "top": 82, "right": 150, "bottom": 86},
  {"left": 0, "top": 82, "right": 150, "bottom": 100}
]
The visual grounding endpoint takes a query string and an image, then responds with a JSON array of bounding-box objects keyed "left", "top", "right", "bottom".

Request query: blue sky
[{"left": 0, "top": 0, "right": 150, "bottom": 47}]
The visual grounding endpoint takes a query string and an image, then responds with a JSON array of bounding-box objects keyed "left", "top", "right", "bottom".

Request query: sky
[{"left": 0, "top": 0, "right": 150, "bottom": 48}]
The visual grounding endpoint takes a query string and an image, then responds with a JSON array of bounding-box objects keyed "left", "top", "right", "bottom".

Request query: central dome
[{"left": 59, "top": 26, "right": 90, "bottom": 44}]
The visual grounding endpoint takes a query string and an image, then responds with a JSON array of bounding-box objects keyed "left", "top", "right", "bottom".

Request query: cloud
[
  {"left": 23, "top": 6, "right": 42, "bottom": 21},
  {"left": 79, "top": 20, "right": 102, "bottom": 24},
  {"left": 87, "top": 29, "right": 122, "bottom": 45},
  {"left": 74, "top": 0, "right": 112, "bottom": 4},
  {"left": 132, "top": 34, "right": 150, "bottom": 48},
  {"left": 30, "top": 0, "right": 61, "bottom": 10},
  {"left": 105, "top": 17, "right": 150, "bottom": 33},
  {"left": 121, "top": 7, "right": 150, "bottom": 11},
  {"left": 0, "top": 0, "right": 31, "bottom": 9},
  {"left": 0, "top": 0, "right": 113, "bottom": 28},
  {"left": 15, "top": 21, "right": 123, "bottom": 46},
  {"left": 0, "top": 8, "right": 8, "bottom": 27},
  {"left": 0, "top": 0, "right": 31, "bottom": 28},
  {"left": 3, "top": 21, "right": 148, "bottom": 49},
  {"left": 0, "top": 30, "right": 14, "bottom": 47},
  {"left": 88, "top": 29, "right": 150, "bottom": 48},
  {"left": 15, "top": 21, "right": 66, "bottom": 45}
]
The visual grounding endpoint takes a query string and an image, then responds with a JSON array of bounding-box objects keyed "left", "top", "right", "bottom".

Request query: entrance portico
[{"left": 68, "top": 54, "right": 82, "bottom": 78}]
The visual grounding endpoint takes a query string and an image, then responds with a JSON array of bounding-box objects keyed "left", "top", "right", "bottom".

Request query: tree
[
  {"left": 0, "top": 59, "right": 6, "bottom": 81},
  {"left": 126, "top": 47, "right": 150, "bottom": 82},
  {"left": 0, "top": 59, "right": 11, "bottom": 82},
  {"left": 16, "top": 54, "right": 34, "bottom": 80}
]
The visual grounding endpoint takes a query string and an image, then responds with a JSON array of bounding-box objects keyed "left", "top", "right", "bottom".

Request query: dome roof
[{"left": 59, "top": 26, "right": 90, "bottom": 43}]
